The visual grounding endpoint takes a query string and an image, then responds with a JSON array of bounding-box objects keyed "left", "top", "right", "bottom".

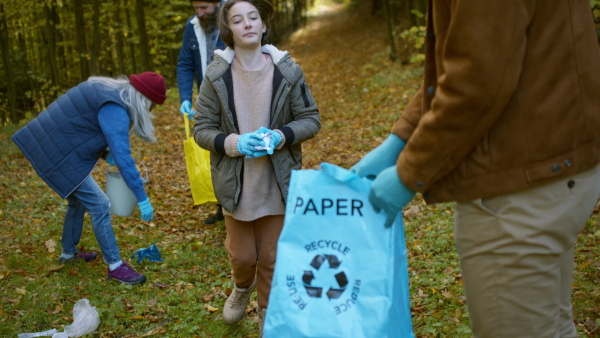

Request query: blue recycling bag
[{"left": 264, "top": 163, "right": 414, "bottom": 338}]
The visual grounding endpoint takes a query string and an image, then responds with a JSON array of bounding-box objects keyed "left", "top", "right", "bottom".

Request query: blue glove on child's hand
[
  {"left": 105, "top": 152, "right": 116, "bottom": 166},
  {"left": 238, "top": 132, "right": 266, "bottom": 158},
  {"left": 137, "top": 198, "right": 154, "bottom": 221},
  {"left": 369, "top": 165, "right": 415, "bottom": 228},
  {"left": 351, "top": 134, "right": 406, "bottom": 180},
  {"left": 180, "top": 100, "right": 194, "bottom": 120},
  {"left": 256, "top": 127, "right": 282, "bottom": 155}
]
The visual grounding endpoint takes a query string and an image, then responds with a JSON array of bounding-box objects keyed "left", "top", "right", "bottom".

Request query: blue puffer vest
[{"left": 12, "top": 81, "right": 127, "bottom": 198}]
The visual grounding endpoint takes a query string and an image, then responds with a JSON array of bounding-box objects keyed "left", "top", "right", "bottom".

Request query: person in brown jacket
[{"left": 352, "top": 1, "right": 600, "bottom": 337}]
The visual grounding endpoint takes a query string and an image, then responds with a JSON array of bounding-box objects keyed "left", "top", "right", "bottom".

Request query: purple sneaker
[
  {"left": 107, "top": 262, "right": 146, "bottom": 285},
  {"left": 57, "top": 251, "right": 99, "bottom": 264}
]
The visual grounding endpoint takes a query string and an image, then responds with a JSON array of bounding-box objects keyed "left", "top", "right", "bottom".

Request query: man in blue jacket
[{"left": 177, "top": 0, "right": 226, "bottom": 225}]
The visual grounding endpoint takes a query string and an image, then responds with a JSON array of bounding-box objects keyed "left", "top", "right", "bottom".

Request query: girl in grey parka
[{"left": 192, "top": 0, "right": 320, "bottom": 334}]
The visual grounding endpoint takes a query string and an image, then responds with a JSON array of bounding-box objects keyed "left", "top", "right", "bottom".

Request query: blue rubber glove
[
  {"left": 105, "top": 152, "right": 116, "bottom": 166},
  {"left": 238, "top": 132, "right": 266, "bottom": 158},
  {"left": 351, "top": 134, "right": 406, "bottom": 180},
  {"left": 256, "top": 127, "right": 282, "bottom": 155},
  {"left": 369, "top": 165, "right": 415, "bottom": 228},
  {"left": 137, "top": 198, "right": 154, "bottom": 221},
  {"left": 180, "top": 100, "right": 194, "bottom": 120}
]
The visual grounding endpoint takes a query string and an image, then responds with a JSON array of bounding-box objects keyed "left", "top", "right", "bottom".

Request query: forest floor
[{"left": 2, "top": 1, "right": 599, "bottom": 337}]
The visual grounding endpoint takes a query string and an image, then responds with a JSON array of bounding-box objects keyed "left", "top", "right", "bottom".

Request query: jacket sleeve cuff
[
  {"left": 280, "top": 126, "right": 294, "bottom": 145},
  {"left": 214, "top": 133, "right": 228, "bottom": 155}
]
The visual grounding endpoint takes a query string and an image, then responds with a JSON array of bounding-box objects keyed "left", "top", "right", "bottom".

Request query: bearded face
[{"left": 199, "top": 7, "right": 219, "bottom": 33}]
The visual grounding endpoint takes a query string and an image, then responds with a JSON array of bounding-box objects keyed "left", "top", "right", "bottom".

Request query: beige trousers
[
  {"left": 224, "top": 214, "right": 284, "bottom": 309},
  {"left": 455, "top": 163, "right": 600, "bottom": 338}
]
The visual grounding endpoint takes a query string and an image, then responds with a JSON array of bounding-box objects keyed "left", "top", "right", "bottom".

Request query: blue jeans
[{"left": 62, "top": 175, "right": 121, "bottom": 264}]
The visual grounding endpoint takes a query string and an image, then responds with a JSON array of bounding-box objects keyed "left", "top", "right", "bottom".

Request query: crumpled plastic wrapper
[
  {"left": 131, "top": 243, "right": 163, "bottom": 264},
  {"left": 18, "top": 299, "right": 99, "bottom": 338},
  {"left": 254, "top": 133, "right": 272, "bottom": 152}
]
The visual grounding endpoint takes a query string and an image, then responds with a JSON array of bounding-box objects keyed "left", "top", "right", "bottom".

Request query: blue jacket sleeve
[
  {"left": 177, "top": 16, "right": 198, "bottom": 104},
  {"left": 98, "top": 103, "right": 148, "bottom": 202}
]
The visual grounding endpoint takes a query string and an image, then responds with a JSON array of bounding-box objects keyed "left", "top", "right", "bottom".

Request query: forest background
[
  {"left": 0, "top": 0, "right": 434, "bottom": 125},
  {"left": 1, "top": 0, "right": 600, "bottom": 337}
]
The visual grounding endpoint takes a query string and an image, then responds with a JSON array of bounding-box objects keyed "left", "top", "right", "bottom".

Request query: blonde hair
[{"left": 88, "top": 75, "right": 156, "bottom": 143}]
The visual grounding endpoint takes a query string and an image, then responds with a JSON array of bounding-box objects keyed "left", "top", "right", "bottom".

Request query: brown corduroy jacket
[{"left": 393, "top": 0, "right": 600, "bottom": 204}]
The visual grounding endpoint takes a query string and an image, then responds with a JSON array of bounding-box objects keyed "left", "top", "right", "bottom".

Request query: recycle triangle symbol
[{"left": 302, "top": 254, "right": 348, "bottom": 299}]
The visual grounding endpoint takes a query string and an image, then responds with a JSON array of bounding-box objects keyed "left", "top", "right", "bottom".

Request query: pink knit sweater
[{"left": 222, "top": 55, "right": 286, "bottom": 220}]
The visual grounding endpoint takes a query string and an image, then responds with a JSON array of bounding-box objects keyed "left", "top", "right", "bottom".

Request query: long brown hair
[{"left": 218, "top": 0, "right": 274, "bottom": 49}]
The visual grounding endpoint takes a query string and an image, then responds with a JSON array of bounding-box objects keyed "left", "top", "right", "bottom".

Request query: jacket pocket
[
  {"left": 187, "top": 41, "right": 199, "bottom": 51},
  {"left": 300, "top": 83, "right": 310, "bottom": 108}
]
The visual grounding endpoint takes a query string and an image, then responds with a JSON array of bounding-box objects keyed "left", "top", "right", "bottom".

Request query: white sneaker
[
  {"left": 259, "top": 307, "right": 267, "bottom": 338},
  {"left": 223, "top": 278, "right": 256, "bottom": 324}
]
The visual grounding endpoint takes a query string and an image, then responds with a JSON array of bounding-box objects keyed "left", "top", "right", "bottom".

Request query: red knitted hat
[{"left": 129, "top": 72, "right": 167, "bottom": 105}]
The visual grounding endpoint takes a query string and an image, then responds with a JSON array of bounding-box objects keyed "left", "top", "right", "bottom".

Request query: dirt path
[{"left": 275, "top": 3, "right": 418, "bottom": 169}]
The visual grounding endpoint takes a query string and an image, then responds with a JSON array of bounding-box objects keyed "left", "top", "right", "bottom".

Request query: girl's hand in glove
[
  {"left": 238, "top": 132, "right": 266, "bottom": 158},
  {"left": 256, "top": 127, "right": 282, "bottom": 155}
]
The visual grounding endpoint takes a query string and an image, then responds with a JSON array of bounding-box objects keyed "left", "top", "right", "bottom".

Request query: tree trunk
[
  {"left": 382, "top": 0, "right": 397, "bottom": 61},
  {"left": 91, "top": 0, "right": 101, "bottom": 75},
  {"left": 0, "top": 3, "right": 17, "bottom": 123},
  {"left": 43, "top": 1, "right": 60, "bottom": 85},
  {"left": 73, "top": 0, "right": 90, "bottom": 80},
  {"left": 124, "top": 0, "right": 137, "bottom": 73},
  {"left": 134, "top": 0, "right": 151, "bottom": 71},
  {"left": 114, "top": 22, "right": 126, "bottom": 75}
]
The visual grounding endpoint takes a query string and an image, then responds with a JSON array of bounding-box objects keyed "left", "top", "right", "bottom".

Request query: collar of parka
[{"left": 215, "top": 44, "right": 288, "bottom": 65}]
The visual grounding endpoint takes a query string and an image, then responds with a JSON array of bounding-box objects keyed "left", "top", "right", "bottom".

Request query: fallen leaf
[
  {"left": 578, "top": 261, "right": 591, "bottom": 271},
  {"left": 404, "top": 205, "right": 420, "bottom": 218},
  {"left": 45, "top": 239, "right": 57, "bottom": 253},
  {"left": 203, "top": 304, "right": 219, "bottom": 313},
  {"left": 140, "top": 327, "right": 168, "bottom": 336}
]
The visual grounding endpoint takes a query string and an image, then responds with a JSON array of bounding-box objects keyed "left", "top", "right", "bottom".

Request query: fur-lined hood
[{"left": 214, "top": 44, "right": 289, "bottom": 65}]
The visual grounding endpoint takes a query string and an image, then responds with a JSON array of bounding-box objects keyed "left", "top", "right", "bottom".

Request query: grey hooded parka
[{"left": 193, "top": 44, "right": 321, "bottom": 213}]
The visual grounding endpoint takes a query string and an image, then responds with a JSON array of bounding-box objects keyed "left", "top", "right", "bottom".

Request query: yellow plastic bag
[{"left": 183, "top": 115, "right": 217, "bottom": 205}]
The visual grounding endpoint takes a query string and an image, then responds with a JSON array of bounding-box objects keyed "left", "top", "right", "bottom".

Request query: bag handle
[
  {"left": 183, "top": 113, "right": 191, "bottom": 139},
  {"left": 106, "top": 157, "right": 149, "bottom": 183},
  {"left": 320, "top": 162, "right": 362, "bottom": 183}
]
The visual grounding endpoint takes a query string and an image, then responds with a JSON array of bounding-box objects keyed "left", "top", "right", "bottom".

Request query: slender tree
[
  {"left": 0, "top": 3, "right": 16, "bottom": 122},
  {"left": 123, "top": 0, "right": 138, "bottom": 73},
  {"left": 91, "top": 0, "right": 101, "bottom": 75},
  {"left": 382, "top": 0, "right": 397, "bottom": 61},
  {"left": 73, "top": 0, "right": 90, "bottom": 80},
  {"left": 43, "top": 1, "right": 60, "bottom": 85},
  {"left": 135, "top": 0, "right": 151, "bottom": 71}
]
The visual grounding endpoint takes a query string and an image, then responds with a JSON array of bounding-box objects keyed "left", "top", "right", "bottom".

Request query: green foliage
[
  {"left": 399, "top": 25, "right": 426, "bottom": 64},
  {"left": 593, "top": 0, "right": 600, "bottom": 43},
  {"left": 0, "top": 0, "right": 312, "bottom": 126}
]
